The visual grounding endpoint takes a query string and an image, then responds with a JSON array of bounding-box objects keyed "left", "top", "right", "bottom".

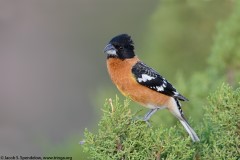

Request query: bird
[{"left": 103, "top": 34, "right": 200, "bottom": 142}]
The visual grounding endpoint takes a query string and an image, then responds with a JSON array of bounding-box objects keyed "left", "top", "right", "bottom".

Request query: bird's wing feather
[{"left": 132, "top": 61, "right": 188, "bottom": 101}]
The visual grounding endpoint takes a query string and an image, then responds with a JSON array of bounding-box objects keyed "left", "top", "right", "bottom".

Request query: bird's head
[{"left": 104, "top": 34, "right": 135, "bottom": 60}]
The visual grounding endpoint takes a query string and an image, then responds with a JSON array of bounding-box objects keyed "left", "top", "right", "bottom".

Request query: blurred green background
[{"left": 0, "top": 0, "right": 236, "bottom": 159}]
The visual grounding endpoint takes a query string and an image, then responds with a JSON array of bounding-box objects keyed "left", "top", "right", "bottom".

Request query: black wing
[{"left": 132, "top": 61, "right": 188, "bottom": 101}]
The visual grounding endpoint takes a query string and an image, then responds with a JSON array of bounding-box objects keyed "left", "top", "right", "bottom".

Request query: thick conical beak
[{"left": 104, "top": 44, "right": 117, "bottom": 55}]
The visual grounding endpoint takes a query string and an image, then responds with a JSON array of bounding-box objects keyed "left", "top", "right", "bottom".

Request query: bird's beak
[{"left": 104, "top": 44, "right": 117, "bottom": 55}]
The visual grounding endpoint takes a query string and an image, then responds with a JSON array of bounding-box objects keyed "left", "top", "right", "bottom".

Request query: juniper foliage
[{"left": 82, "top": 84, "right": 240, "bottom": 159}]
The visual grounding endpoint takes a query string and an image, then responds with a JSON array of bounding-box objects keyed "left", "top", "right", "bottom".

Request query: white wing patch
[
  {"left": 162, "top": 82, "right": 167, "bottom": 88},
  {"left": 155, "top": 80, "right": 168, "bottom": 91},
  {"left": 141, "top": 79, "right": 167, "bottom": 92},
  {"left": 173, "top": 91, "right": 179, "bottom": 95},
  {"left": 137, "top": 74, "right": 155, "bottom": 82},
  {"left": 156, "top": 86, "right": 164, "bottom": 91}
]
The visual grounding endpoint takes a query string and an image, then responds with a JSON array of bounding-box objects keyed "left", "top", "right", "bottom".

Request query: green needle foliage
[
  {"left": 82, "top": 84, "right": 239, "bottom": 159},
  {"left": 82, "top": 97, "right": 195, "bottom": 160},
  {"left": 200, "top": 84, "right": 240, "bottom": 159}
]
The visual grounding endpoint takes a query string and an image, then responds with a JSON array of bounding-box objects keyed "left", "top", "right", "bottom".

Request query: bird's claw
[{"left": 132, "top": 116, "right": 152, "bottom": 127}]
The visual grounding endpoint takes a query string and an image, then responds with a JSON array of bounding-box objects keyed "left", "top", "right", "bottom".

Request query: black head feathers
[
  {"left": 105, "top": 34, "right": 135, "bottom": 59},
  {"left": 109, "top": 34, "right": 134, "bottom": 49}
]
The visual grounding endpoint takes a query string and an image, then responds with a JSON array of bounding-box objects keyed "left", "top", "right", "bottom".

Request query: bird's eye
[{"left": 119, "top": 46, "right": 123, "bottom": 50}]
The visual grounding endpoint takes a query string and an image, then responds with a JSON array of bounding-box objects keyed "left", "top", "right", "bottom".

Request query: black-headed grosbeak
[{"left": 104, "top": 34, "right": 200, "bottom": 142}]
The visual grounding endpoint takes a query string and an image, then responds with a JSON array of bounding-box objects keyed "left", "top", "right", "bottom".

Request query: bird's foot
[
  {"left": 132, "top": 116, "right": 152, "bottom": 127},
  {"left": 144, "top": 119, "right": 151, "bottom": 127}
]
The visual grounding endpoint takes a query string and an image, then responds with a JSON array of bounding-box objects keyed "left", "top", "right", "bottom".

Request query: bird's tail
[
  {"left": 168, "top": 98, "right": 200, "bottom": 142},
  {"left": 179, "top": 117, "right": 200, "bottom": 142}
]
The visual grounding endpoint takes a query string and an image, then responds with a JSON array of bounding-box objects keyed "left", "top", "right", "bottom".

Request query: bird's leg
[
  {"left": 143, "top": 108, "right": 159, "bottom": 122},
  {"left": 132, "top": 108, "right": 159, "bottom": 126}
]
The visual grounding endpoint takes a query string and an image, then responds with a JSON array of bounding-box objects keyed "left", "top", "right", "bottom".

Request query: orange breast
[{"left": 107, "top": 57, "right": 170, "bottom": 108}]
